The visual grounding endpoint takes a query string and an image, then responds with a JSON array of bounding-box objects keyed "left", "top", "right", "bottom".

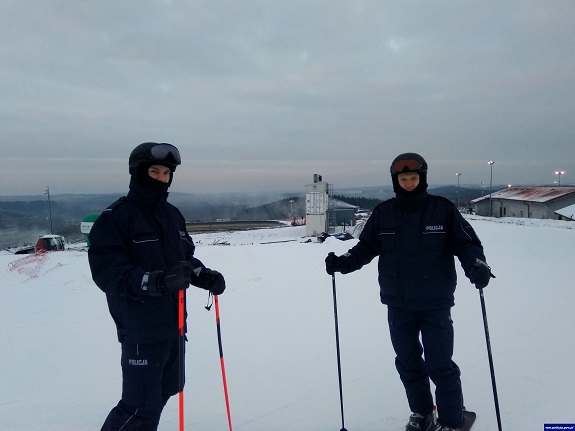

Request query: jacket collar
[
  {"left": 396, "top": 191, "right": 428, "bottom": 213},
  {"left": 128, "top": 176, "right": 169, "bottom": 208}
]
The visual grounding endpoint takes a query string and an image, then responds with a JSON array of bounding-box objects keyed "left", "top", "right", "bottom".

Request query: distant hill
[
  {"left": 0, "top": 185, "right": 506, "bottom": 249},
  {"left": 0, "top": 192, "right": 304, "bottom": 248},
  {"left": 333, "top": 185, "right": 395, "bottom": 200},
  {"left": 428, "top": 185, "right": 488, "bottom": 208},
  {"left": 334, "top": 185, "right": 488, "bottom": 210}
]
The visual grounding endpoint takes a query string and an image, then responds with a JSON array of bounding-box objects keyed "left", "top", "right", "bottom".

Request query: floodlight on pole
[
  {"left": 44, "top": 186, "right": 53, "bottom": 234},
  {"left": 555, "top": 171, "right": 565, "bottom": 186},
  {"left": 488, "top": 161, "right": 495, "bottom": 217},
  {"left": 456, "top": 173, "right": 462, "bottom": 210}
]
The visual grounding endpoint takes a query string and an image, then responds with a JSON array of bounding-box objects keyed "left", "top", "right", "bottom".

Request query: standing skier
[
  {"left": 89, "top": 142, "right": 226, "bottom": 431},
  {"left": 325, "top": 153, "right": 492, "bottom": 431}
]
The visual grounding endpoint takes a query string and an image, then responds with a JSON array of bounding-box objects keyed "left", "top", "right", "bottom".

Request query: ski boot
[{"left": 405, "top": 411, "right": 437, "bottom": 431}]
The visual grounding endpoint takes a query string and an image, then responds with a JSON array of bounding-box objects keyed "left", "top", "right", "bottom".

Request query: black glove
[
  {"left": 325, "top": 252, "right": 353, "bottom": 275},
  {"left": 468, "top": 258, "right": 495, "bottom": 289},
  {"left": 143, "top": 261, "right": 193, "bottom": 296},
  {"left": 196, "top": 267, "right": 226, "bottom": 295}
]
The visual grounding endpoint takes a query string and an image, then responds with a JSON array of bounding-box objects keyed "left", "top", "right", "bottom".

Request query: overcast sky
[{"left": 1, "top": 1, "right": 574, "bottom": 196}]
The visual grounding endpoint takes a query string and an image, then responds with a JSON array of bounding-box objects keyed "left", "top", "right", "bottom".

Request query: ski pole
[
  {"left": 479, "top": 288, "right": 503, "bottom": 431},
  {"left": 215, "top": 294, "right": 233, "bottom": 431},
  {"left": 331, "top": 274, "right": 348, "bottom": 431},
  {"left": 178, "top": 289, "right": 185, "bottom": 431}
]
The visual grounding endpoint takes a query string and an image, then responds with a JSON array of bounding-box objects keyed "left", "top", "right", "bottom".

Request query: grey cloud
[{"left": 1, "top": 1, "right": 574, "bottom": 194}]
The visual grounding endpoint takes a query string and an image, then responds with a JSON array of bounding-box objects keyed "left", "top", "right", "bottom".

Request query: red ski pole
[
  {"left": 215, "top": 294, "right": 233, "bottom": 431},
  {"left": 178, "top": 289, "right": 185, "bottom": 431}
]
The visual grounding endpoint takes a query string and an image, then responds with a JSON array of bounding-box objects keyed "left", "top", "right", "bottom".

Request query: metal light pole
[
  {"left": 456, "top": 173, "right": 462, "bottom": 210},
  {"left": 555, "top": 171, "right": 565, "bottom": 186},
  {"left": 45, "top": 186, "right": 53, "bottom": 234},
  {"left": 488, "top": 161, "right": 495, "bottom": 217}
]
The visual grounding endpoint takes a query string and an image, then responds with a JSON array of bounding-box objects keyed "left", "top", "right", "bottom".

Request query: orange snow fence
[{"left": 8, "top": 250, "right": 49, "bottom": 278}]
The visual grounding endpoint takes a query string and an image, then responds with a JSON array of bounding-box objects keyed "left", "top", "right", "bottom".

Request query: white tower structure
[{"left": 305, "top": 174, "right": 330, "bottom": 237}]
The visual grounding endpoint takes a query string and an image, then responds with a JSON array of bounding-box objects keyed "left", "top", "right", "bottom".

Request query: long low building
[{"left": 471, "top": 186, "right": 575, "bottom": 220}]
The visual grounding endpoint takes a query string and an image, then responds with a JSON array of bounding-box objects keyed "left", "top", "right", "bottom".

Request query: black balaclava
[
  {"left": 135, "top": 162, "right": 173, "bottom": 193},
  {"left": 390, "top": 152, "right": 428, "bottom": 197},
  {"left": 128, "top": 142, "right": 180, "bottom": 194}
]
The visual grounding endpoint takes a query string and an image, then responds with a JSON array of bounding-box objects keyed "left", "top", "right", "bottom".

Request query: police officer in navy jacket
[
  {"left": 325, "top": 153, "right": 493, "bottom": 431},
  {"left": 89, "top": 142, "right": 226, "bottom": 431}
]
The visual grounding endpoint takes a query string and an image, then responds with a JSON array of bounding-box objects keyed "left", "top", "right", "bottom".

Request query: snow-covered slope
[{"left": 1, "top": 216, "right": 574, "bottom": 430}]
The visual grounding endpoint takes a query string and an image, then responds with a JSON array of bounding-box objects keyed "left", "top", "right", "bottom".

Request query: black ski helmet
[
  {"left": 390, "top": 152, "right": 428, "bottom": 195},
  {"left": 129, "top": 142, "right": 181, "bottom": 176}
]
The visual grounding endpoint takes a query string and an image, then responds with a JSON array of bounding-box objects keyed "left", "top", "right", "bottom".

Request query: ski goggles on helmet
[
  {"left": 149, "top": 143, "right": 181, "bottom": 165},
  {"left": 391, "top": 158, "right": 424, "bottom": 174}
]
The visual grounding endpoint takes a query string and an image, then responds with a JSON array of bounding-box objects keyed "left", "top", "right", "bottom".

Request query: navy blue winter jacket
[
  {"left": 343, "top": 192, "right": 486, "bottom": 310},
  {"left": 88, "top": 178, "right": 204, "bottom": 344}
]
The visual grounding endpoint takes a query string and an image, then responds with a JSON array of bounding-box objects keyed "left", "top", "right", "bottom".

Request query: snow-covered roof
[
  {"left": 555, "top": 203, "right": 575, "bottom": 220},
  {"left": 471, "top": 186, "right": 575, "bottom": 204}
]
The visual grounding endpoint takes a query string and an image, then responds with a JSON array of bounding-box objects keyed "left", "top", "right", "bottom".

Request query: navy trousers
[
  {"left": 101, "top": 337, "right": 184, "bottom": 431},
  {"left": 387, "top": 307, "right": 463, "bottom": 429}
]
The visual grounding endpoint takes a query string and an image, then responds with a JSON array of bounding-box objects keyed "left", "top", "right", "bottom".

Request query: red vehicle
[{"left": 34, "top": 235, "right": 66, "bottom": 253}]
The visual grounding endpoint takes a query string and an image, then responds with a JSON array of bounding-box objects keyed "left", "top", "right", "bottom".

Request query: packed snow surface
[{"left": 1, "top": 215, "right": 574, "bottom": 430}]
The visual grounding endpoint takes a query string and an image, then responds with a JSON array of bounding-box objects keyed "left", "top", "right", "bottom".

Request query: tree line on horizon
[{"left": 0, "top": 186, "right": 485, "bottom": 249}]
